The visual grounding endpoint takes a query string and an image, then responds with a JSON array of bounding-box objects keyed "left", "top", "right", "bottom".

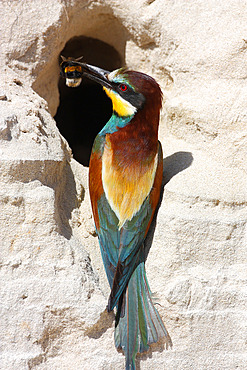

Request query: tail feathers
[{"left": 114, "top": 262, "right": 171, "bottom": 369}]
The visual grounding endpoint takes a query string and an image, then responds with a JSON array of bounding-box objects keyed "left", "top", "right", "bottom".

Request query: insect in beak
[{"left": 60, "top": 55, "right": 84, "bottom": 87}]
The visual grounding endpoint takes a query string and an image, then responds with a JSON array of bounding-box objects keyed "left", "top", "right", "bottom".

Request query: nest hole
[{"left": 55, "top": 36, "right": 123, "bottom": 166}]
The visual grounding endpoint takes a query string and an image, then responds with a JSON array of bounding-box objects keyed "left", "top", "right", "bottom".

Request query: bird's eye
[{"left": 119, "top": 84, "right": 128, "bottom": 92}]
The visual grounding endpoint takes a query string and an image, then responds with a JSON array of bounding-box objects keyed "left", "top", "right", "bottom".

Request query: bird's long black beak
[
  {"left": 60, "top": 56, "right": 113, "bottom": 89},
  {"left": 82, "top": 64, "right": 112, "bottom": 89}
]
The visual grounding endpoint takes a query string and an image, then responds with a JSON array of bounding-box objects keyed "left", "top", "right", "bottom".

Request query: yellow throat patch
[{"left": 103, "top": 87, "right": 136, "bottom": 117}]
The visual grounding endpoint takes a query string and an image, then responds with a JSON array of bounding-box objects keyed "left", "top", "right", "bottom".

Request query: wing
[{"left": 89, "top": 134, "right": 120, "bottom": 287}]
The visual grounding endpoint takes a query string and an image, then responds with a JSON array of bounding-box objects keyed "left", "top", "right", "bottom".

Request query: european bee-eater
[{"left": 60, "top": 59, "right": 172, "bottom": 369}]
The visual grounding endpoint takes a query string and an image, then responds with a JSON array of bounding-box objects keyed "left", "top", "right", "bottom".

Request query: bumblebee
[{"left": 60, "top": 55, "right": 84, "bottom": 87}]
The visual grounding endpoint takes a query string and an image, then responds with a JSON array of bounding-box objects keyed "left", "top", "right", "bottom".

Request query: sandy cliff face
[{"left": 1, "top": 1, "right": 247, "bottom": 369}]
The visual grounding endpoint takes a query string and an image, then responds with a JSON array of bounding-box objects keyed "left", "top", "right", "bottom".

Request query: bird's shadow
[
  {"left": 135, "top": 337, "right": 170, "bottom": 370},
  {"left": 84, "top": 308, "right": 115, "bottom": 339},
  {"left": 163, "top": 150, "right": 194, "bottom": 186}
]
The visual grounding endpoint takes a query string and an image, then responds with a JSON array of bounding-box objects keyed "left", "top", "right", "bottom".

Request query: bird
[{"left": 60, "top": 59, "right": 172, "bottom": 369}]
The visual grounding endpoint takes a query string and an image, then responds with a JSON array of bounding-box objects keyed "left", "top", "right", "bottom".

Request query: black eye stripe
[{"left": 106, "top": 81, "right": 146, "bottom": 109}]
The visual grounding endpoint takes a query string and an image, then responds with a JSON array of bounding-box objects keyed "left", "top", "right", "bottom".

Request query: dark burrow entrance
[{"left": 55, "top": 36, "right": 123, "bottom": 166}]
